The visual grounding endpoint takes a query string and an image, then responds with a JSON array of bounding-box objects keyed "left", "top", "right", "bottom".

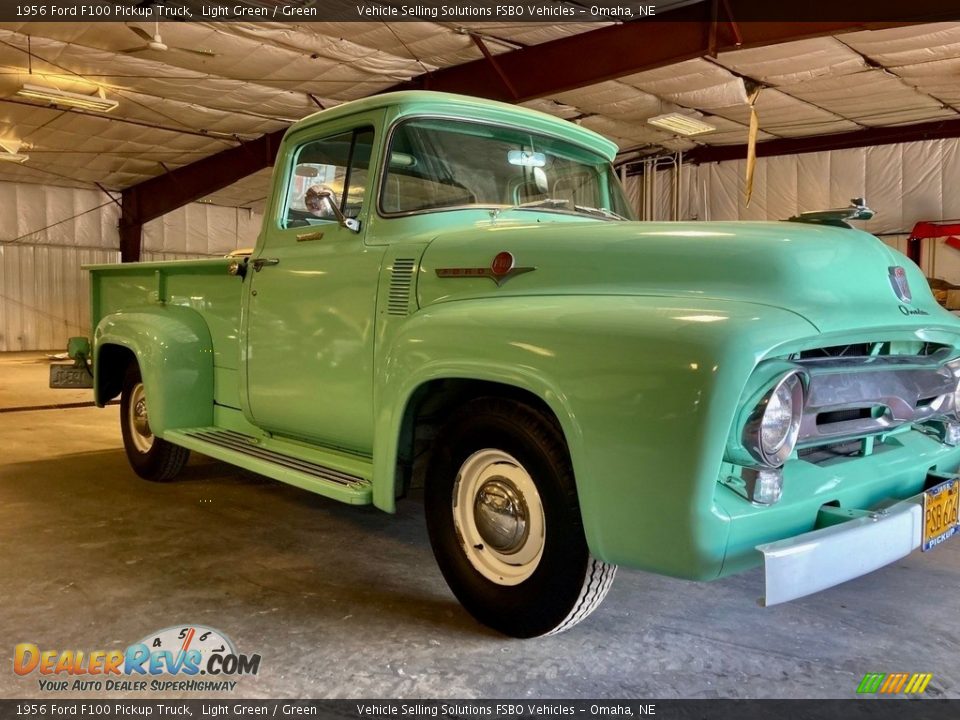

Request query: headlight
[{"left": 743, "top": 371, "right": 805, "bottom": 467}]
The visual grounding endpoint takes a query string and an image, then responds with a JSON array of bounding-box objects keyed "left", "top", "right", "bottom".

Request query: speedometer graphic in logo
[{"left": 138, "top": 625, "right": 235, "bottom": 666}]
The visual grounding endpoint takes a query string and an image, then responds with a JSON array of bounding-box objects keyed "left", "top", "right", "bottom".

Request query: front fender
[
  {"left": 373, "top": 301, "right": 582, "bottom": 514},
  {"left": 375, "top": 296, "right": 819, "bottom": 580},
  {"left": 94, "top": 307, "right": 214, "bottom": 436}
]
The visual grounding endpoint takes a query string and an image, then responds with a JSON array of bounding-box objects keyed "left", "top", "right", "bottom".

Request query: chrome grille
[
  {"left": 794, "top": 349, "right": 957, "bottom": 448},
  {"left": 797, "top": 341, "right": 948, "bottom": 360}
]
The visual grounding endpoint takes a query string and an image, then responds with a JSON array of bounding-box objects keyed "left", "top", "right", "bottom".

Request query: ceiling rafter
[
  {"left": 698, "top": 53, "right": 864, "bottom": 138},
  {"left": 468, "top": 32, "right": 519, "bottom": 101},
  {"left": 0, "top": 32, "right": 299, "bottom": 132},
  {"left": 0, "top": 96, "right": 243, "bottom": 144},
  {"left": 0, "top": 28, "right": 323, "bottom": 127},
  {"left": 385, "top": 14, "right": 902, "bottom": 101},
  {"left": 683, "top": 114, "right": 960, "bottom": 164},
  {"left": 831, "top": 34, "right": 960, "bottom": 116}
]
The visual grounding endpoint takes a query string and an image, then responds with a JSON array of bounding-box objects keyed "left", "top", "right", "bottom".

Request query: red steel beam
[
  {"left": 119, "top": 129, "right": 284, "bottom": 260},
  {"left": 122, "top": 129, "right": 284, "bottom": 231},
  {"left": 684, "top": 116, "right": 960, "bottom": 165},
  {"left": 387, "top": 16, "right": 904, "bottom": 103}
]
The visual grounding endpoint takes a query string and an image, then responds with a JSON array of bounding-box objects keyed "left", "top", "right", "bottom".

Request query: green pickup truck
[{"left": 59, "top": 91, "right": 960, "bottom": 637}]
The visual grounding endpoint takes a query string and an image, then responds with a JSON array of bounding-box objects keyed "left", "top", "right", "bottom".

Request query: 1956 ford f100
[{"left": 56, "top": 91, "right": 960, "bottom": 637}]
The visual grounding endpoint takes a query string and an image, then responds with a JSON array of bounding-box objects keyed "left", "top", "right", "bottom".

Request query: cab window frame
[{"left": 279, "top": 125, "right": 375, "bottom": 231}]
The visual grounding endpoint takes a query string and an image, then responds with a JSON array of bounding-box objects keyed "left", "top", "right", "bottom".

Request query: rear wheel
[
  {"left": 120, "top": 364, "right": 189, "bottom": 482},
  {"left": 425, "top": 398, "right": 616, "bottom": 637}
]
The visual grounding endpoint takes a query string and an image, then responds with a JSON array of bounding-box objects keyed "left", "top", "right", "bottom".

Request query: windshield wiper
[
  {"left": 510, "top": 198, "right": 626, "bottom": 221},
  {"left": 574, "top": 204, "right": 627, "bottom": 221},
  {"left": 513, "top": 198, "right": 571, "bottom": 210}
]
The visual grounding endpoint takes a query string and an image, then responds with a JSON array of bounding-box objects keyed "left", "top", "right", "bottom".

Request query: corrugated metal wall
[
  {"left": 0, "top": 182, "right": 261, "bottom": 352},
  {"left": 622, "top": 157, "right": 698, "bottom": 223},
  {"left": 0, "top": 184, "right": 119, "bottom": 352},
  {"left": 142, "top": 203, "right": 262, "bottom": 263}
]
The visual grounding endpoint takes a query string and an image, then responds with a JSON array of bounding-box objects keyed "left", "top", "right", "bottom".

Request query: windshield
[{"left": 380, "top": 118, "right": 635, "bottom": 221}]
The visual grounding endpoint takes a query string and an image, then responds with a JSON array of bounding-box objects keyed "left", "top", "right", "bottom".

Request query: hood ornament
[
  {"left": 436, "top": 251, "right": 536, "bottom": 287},
  {"left": 787, "top": 197, "right": 875, "bottom": 228},
  {"left": 888, "top": 265, "right": 912, "bottom": 303}
]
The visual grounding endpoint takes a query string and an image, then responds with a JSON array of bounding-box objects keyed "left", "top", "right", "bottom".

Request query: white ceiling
[{"left": 0, "top": 20, "right": 958, "bottom": 211}]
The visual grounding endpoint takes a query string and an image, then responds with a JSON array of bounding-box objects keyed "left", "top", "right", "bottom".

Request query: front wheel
[
  {"left": 120, "top": 363, "right": 190, "bottom": 482},
  {"left": 425, "top": 398, "right": 617, "bottom": 637}
]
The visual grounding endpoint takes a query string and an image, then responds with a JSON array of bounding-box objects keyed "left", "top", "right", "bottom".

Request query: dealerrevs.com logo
[{"left": 14, "top": 625, "right": 261, "bottom": 693}]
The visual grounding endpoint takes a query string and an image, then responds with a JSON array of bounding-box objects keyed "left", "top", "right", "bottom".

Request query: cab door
[{"left": 243, "top": 114, "right": 386, "bottom": 454}]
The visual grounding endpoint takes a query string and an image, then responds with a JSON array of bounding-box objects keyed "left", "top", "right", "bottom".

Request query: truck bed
[{"left": 87, "top": 258, "right": 244, "bottom": 404}]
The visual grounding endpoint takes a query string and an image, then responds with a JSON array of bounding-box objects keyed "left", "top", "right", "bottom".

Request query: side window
[{"left": 283, "top": 127, "right": 374, "bottom": 229}]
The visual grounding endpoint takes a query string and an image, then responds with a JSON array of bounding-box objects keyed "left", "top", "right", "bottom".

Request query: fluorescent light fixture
[
  {"left": 0, "top": 138, "right": 27, "bottom": 163},
  {"left": 16, "top": 83, "right": 118, "bottom": 113},
  {"left": 648, "top": 112, "right": 716, "bottom": 136}
]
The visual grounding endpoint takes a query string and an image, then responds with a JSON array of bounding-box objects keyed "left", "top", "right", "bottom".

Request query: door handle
[
  {"left": 252, "top": 258, "right": 280, "bottom": 272},
  {"left": 296, "top": 230, "right": 324, "bottom": 242}
]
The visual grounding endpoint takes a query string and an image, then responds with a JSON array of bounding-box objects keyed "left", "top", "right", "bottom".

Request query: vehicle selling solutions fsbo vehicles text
[{"left": 353, "top": 4, "right": 650, "bottom": 17}]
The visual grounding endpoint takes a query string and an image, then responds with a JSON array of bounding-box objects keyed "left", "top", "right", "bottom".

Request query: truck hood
[{"left": 416, "top": 219, "right": 957, "bottom": 335}]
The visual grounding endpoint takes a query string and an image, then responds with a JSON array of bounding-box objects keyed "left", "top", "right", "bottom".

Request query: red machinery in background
[
  {"left": 908, "top": 221, "right": 960, "bottom": 310},
  {"left": 907, "top": 220, "right": 960, "bottom": 265}
]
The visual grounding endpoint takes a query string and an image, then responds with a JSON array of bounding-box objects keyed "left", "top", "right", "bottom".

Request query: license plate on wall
[
  {"left": 923, "top": 478, "right": 960, "bottom": 552},
  {"left": 49, "top": 364, "right": 93, "bottom": 389}
]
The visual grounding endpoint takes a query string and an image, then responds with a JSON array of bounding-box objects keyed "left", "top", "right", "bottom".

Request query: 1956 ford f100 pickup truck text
[{"left": 57, "top": 91, "right": 960, "bottom": 637}]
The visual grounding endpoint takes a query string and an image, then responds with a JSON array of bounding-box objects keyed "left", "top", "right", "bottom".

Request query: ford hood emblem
[{"left": 888, "top": 266, "right": 912, "bottom": 303}]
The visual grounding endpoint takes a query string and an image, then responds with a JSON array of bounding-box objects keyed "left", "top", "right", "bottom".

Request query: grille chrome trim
[{"left": 794, "top": 353, "right": 957, "bottom": 447}]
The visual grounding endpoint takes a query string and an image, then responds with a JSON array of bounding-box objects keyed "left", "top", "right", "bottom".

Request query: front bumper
[{"left": 757, "top": 490, "right": 931, "bottom": 606}]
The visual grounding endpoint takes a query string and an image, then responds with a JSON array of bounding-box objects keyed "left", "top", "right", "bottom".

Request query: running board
[{"left": 164, "top": 428, "right": 372, "bottom": 505}]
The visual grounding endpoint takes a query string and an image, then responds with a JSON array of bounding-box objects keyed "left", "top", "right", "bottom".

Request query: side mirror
[
  {"left": 227, "top": 259, "right": 247, "bottom": 278},
  {"left": 316, "top": 189, "right": 360, "bottom": 233}
]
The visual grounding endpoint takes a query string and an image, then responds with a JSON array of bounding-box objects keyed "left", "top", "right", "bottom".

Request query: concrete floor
[{"left": 1, "top": 350, "right": 959, "bottom": 699}]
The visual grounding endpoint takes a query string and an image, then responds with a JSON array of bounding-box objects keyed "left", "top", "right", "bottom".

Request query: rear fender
[{"left": 94, "top": 307, "right": 214, "bottom": 436}]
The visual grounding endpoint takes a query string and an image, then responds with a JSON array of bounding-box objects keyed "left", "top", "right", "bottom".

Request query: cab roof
[{"left": 284, "top": 91, "right": 619, "bottom": 162}]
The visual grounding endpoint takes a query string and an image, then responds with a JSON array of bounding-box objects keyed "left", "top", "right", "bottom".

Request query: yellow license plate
[{"left": 923, "top": 478, "right": 960, "bottom": 552}]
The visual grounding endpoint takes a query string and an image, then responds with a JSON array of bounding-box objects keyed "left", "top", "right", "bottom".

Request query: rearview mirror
[
  {"left": 389, "top": 152, "right": 417, "bottom": 168},
  {"left": 295, "top": 165, "right": 319, "bottom": 178},
  {"left": 508, "top": 150, "right": 546, "bottom": 168}
]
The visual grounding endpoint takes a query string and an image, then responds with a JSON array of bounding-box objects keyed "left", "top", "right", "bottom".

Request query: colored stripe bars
[{"left": 857, "top": 673, "right": 933, "bottom": 694}]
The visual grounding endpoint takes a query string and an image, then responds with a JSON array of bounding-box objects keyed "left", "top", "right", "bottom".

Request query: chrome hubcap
[
  {"left": 474, "top": 478, "right": 529, "bottom": 554},
  {"left": 128, "top": 382, "right": 154, "bottom": 453},
  {"left": 453, "top": 449, "right": 545, "bottom": 586}
]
